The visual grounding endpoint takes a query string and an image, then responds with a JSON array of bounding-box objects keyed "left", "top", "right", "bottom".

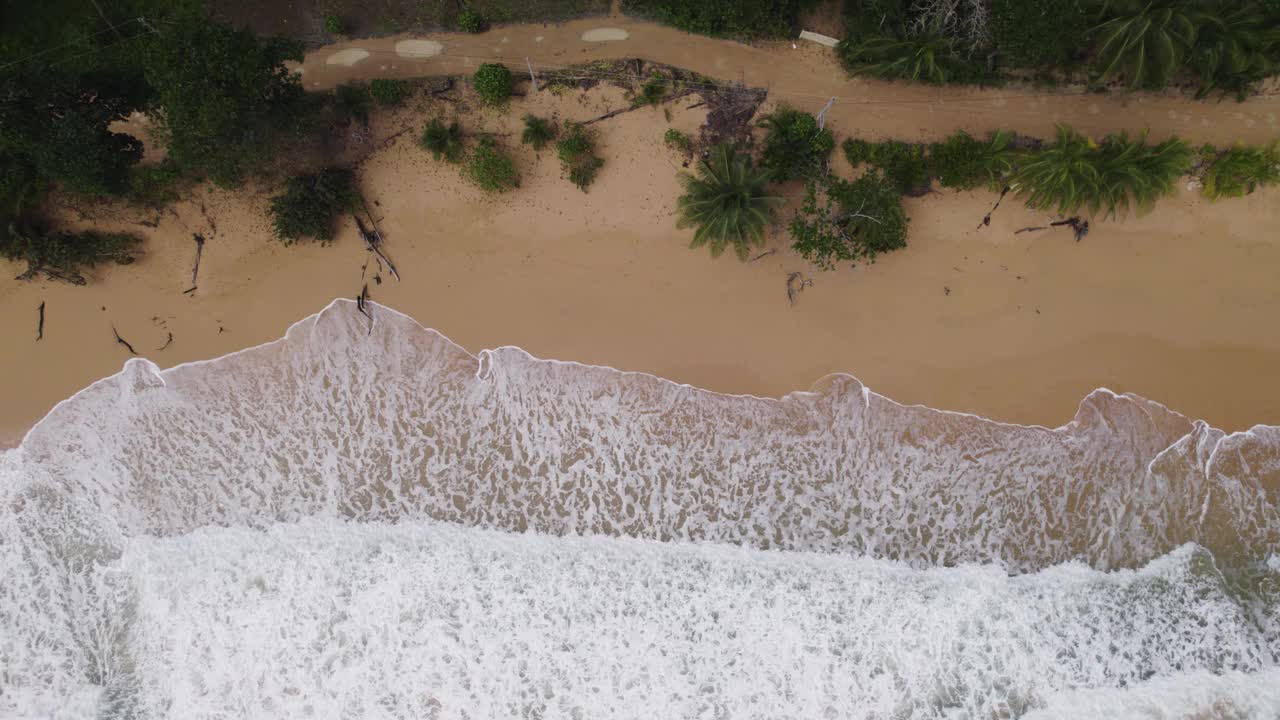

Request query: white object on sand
[
  {"left": 581, "top": 28, "right": 629, "bottom": 42},
  {"left": 798, "top": 30, "right": 840, "bottom": 48},
  {"left": 394, "top": 39, "right": 444, "bottom": 58},
  {"left": 325, "top": 49, "right": 371, "bottom": 66}
]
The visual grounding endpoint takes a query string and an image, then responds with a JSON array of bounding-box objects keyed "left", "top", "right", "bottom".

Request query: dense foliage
[
  {"left": 789, "top": 173, "right": 909, "bottom": 269},
  {"left": 928, "top": 130, "right": 1016, "bottom": 189},
  {"left": 369, "top": 79, "right": 409, "bottom": 106},
  {"left": 556, "top": 124, "right": 605, "bottom": 192},
  {"left": 843, "top": 138, "right": 932, "bottom": 195},
  {"left": 992, "top": 0, "right": 1085, "bottom": 70},
  {"left": 1200, "top": 142, "right": 1280, "bottom": 199},
  {"left": 625, "top": 0, "right": 813, "bottom": 39},
  {"left": 144, "top": 15, "right": 308, "bottom": 188},
  {"left": 677, "top": 144, "right": 784, "bottom": 259},
  {"left": 521, "top": 115, "right": 557, "bottom": 150},
  {"left": 268, "top": 168, "right": 357, "bottom": 244},
  {"left": 420, "top": 118, "right": 465, "bottom": 162},
  {"left": 1010, "top": 125, "right": 1190, "bottom": 218},
  {"left": 467, "top": 136, "right": 520, "bottom": 192},
  {"left": 473, "top": 63, "right": 513, "bottom": 105},
  {"left": 1, "top": 224, "right": 140, "bottom": 284},
  {"left": 838, "top": 31, "right": 973, "bottom": 85},
  {"left": 458, "top": 9, "right": 487, "bottom": 33},
  {"left": 758, "top": 107, "right": 835, "bottom": 182}
]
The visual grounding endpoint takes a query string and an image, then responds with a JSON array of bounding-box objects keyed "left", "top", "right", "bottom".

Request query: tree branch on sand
[
  {"left": 36, "top": 301, "right": 44, "bottom": 340},
  {"left": 111, "top": 325, "right": 137, "bottom": 355},
  {"left": 190, "top": 233, "right": 205, "bottom": 286}
]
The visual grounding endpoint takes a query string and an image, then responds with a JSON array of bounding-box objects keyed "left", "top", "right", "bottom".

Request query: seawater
[{"left": 2, "top": 299, "right": 1278, "bottom": 719}]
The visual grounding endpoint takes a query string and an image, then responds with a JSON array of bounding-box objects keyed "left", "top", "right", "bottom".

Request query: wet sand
[{"left": 3, "top": 27, "right": 1280, "bottom": 447}]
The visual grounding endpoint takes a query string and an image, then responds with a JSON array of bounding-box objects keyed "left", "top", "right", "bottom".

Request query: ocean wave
[{"left": 12, "top": 299, "right": 1278, "bottom": 571}]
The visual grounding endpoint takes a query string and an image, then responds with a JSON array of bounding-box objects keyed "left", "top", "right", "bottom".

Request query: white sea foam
[
  {"left": 16, "top": 299, "right": 1278, "bottom": 570},
  {"left": 3, "top": 298, "right": 1279, "bottom": 718}
]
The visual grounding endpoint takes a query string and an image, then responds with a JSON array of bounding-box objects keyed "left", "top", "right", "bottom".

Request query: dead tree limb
[
  {"left": 353, "top": 214, "right": 400, "bottom": 282},
  {"left": 978, "top": 185, "right": 1011, "bottom": 229},
  {"left": 1014, "top": 226, "right": 1047, "bottom": 234},
  {"left": 190, "top": 233, "right": 205, "bottom": 286},
  {"left": 749, "top": 249, "right": 776, "bottom": 262},
  {"left": 183, "top": 286, "right": 197, "bottom": 295},
  {"left": 1050, "top": 216, "right": 1090, "bottom": 241},
  {"left": 111, "top": 325, "right": 137, "bottom": 355},
  {"left": 786, "top": 272, "right": 813, "bottom": 306},
  {"left": 356, "top": 284, "right": 373, "bottom": 334},
  {"left": 36, "top": 301, "right": 44, "bottom": 341},
  {"left": 582, "top": 89, "right": 696, "bottom": 125},
  {"left": 155, "top": 332, "right": 173, "bottom": 351}
]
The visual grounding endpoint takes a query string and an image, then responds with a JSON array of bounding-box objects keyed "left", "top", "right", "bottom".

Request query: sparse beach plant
[
  {"left": 467, "top": 136, "right": 520, "bottom": 192},
  {"left": 420, "top": 118, "right": 465, "bottom": 162},
  {"left": 677, "top": 143, "right": 784, "bottom": 259},
  {"left": 636, "top": 73, "right": 668, "bottom": 106},
  {"left": 1200, "top": 142, "right": 1280, "bottom": 199},
  {"left": 758, "top": 107, "right": 835, "bottom": 182},
  {"left": 664, "top": 128, "right": 692, "bottom": 154},
  {"left": 789, "top": 173, "right": 909, "bottom": 269},
  {"left": 521, "top": 115, "right": 556, "bottom": 150},
  {"left": 369, "top": 79, "right": 409, "bottom": 106},
  {"left": 269, "top": 167, "right": 357, "bottom": 244},
  {"left": 556, "top": 124, "right": 604, "bottom": 191},
  {"left": 473, "top": 63, "right": 513, "bottom": 105}
]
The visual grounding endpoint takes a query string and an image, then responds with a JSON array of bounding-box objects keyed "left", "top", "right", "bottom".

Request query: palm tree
[
  {"left": 1189, "top": 0, "right": 1278, "bottom": 99},
  {"left": 1201, "top": 142, "right": 1280, "bottom": 199},
  {"left": 677, "top": 144, "right": 784, "bottom": 259},
  {"left": 837, "top": 31, "right": 959, "bottom": 85},
  {"left": 521, "top": 114, "right": 556, "bottom": 150},
  {"left": 1089, "top": 0, "right": 1202, "bottom": 89},
  {"left": 420, "top": 118, "right": 464, "bottom": 162},
  {"left": 1012, "top": 124, "right": 1191, "bottom": 218}
]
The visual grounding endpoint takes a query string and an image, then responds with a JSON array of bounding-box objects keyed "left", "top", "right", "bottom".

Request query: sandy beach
[{"left": 3, "top": 21, "right": 1280, "bottom": 447}]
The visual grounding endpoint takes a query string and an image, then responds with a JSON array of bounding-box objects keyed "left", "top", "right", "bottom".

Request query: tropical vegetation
[
  {"left": 928, "top": 130, "right": 1016, "bottom": 190},
  {"left": 473, "top": 63, "right": 513, "bottom": 105},
  {"left": 467, "top": 136, "right": 520, "bottom": 192},
  {"left": 269, "top": 168, "right": 358, "bottom": 244},
  {"left": 843, "top": 138, "right": 933, "bottom": 195},
  {"left": 789, "top": 173, "right": 909, "bottom": 269},
  {"left": 758, "top": 107, "right": 836, "bottom": 182},
  {"left": 626, "top": 0, "right": 812, "bottom": 39},
  {"left": 556, "top": 124, "right": 605, "bottom": 192},
  {"left": 369, "top": 79, "right": 409, "bottom": 106},
  {"left": 521, "top": 115, "right": 557, "bottom": 150},
  {"left": 677, "top": 144, "right": 784, "bottom": 259},
  {"left": 1199, "top": 142, "right": 1280, "bottom": 199},
  {"left": 421, "top": 118, "right": 466, "bottom": 162}
]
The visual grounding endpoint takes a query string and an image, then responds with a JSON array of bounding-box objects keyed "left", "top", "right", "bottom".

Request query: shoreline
[{"left": 3, "top": 33, "right": 1280, "bottom": 444}]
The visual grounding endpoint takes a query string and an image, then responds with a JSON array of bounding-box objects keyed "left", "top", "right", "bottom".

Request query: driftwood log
[{"left": 36, "top": 301, "right": 45, "bottom": 340}]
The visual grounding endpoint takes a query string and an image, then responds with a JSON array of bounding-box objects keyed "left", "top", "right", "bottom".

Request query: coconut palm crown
[{"left": 677, "top": 144, "right": 784, "bottom": 260}]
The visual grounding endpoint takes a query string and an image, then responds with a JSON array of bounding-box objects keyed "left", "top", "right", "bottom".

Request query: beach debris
[
  {"left": 356, "top": 283, "right": 374, "bottom": 334},
  {"left": 190, "top": 233, "right": 205, "bottom": 287},
  {"left": 36, "top": 301, "right": 45, "bottom": 340},
  {"left": 1014, "top": 225, "right": 1048, "bottom": 234},
  {"left": 155, "top": 332, "right": 173, "bottom": 351},
  {"left": 353, "top": 213, "right": 400, "bottom": 282},
  {"left": 978, "top": 185, "right": 1011, "bottom": 229},
  {"left": 944, "top": 286, "right": 951, "bottom": 295},
  {"left": 111, "top": 325, "right": 137, "bottom": 355},
  {"left": 749, "top": 249, "right": 777, "bottom": 262},
  {"left": 786, "top": 271, "right": 813, "bottom": 306},
  {"left": 183, "top": 286, "right": 197, "bottom": 295},
  {"left": 1051, "top": 216, "right": 1090, "bottom": 242}
]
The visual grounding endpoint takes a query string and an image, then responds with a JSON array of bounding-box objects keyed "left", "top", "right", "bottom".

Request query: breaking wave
[{"left": 3, "top": 299, "right": 1278, "bottom": 718}]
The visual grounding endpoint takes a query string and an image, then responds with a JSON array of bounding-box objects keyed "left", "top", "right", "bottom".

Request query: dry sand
[{"left": 3, "top": 24, "right": 1280, "bottom": 447}]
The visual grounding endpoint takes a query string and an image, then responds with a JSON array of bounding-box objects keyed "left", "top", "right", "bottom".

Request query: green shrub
[
  {"left": 521, "top": 115, "right": 556, "bottom": 150},
  {"left": 636, "top": 73, "right": 668, "bottom": 106},
  {"left": 420, "top": 118, "right": 465, "bottom": 162},
  {"left": 369, "top": 79, "right": 409, "bottom": 106},
  {"left": 1200, "top": 142, "right": 1280, "bottom": 199},
  {"left": 2, "top": 225, "right": 140, "bottom": 284},
  {"left": 758, "top": 107, "right": 835, "bottom": 182},
  {"left": 473, "top": 63, "right": 513, "bottom": 105},
  {"left": 126, "top": 160, "right": 185, "bottom": 207},
  {"left": 467, "top": 136, "right": 520, "bottom": 192},
  {"left": 993, "top": 0, "right": 1086, "bottom": 70},
  {"left": 843, "top": 138, "right": 931, "bottom": 195},
  {"left": 335, "top": 84, "right": 372, "bottom": 126},
  {"left": 626, "top": 0, "right": 808, "bottom": 39},
  {"left": 457, "top": 9, "right": 486, "bottom": 33},
  {"left": 677, "top": 144, "right": 784, "bottom": 259},
  {"left": 664, "top": 128, "right": 692, "bottom": 153},
  {"left": 269, "top": 168, "right": 356, "bottom": 244},
  {"left": 556, "top": 124, "right": 604, "bottom": 192},
  {"left": 789, "top": 172, "right": 908, "bottom": 269},
  {"left": 324, "top": 13, "right": 345, "bottom": 34},
  {"left": 929, "top": 130, "right": 1017, "bottom": 190}
]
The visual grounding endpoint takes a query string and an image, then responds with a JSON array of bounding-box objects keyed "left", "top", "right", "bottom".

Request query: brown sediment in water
[{"left": 1, "top": 29, "right": 1279, "bottom": 448}]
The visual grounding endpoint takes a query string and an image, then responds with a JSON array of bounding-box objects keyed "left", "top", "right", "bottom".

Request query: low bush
[
  {"left": 928, "top": 130, "right": 1017, "bottom": 190},
  {"left": 759, "top": 107, "right": 835, "bottom": 182},
  {"left": 420, "top": 118, "right": 465, "bottom": 162},
  {"left": 467, "top": 136, "right": 520, "bottom": 192},
  {"left": 556, "top": 124, "right": 604, "bottom": 192},
  {"left": 789, "top": 172, "right": 908, "bottom": 269},
  {"left": 636, "top": 73, "right": 668, "bottom": 106},
  {"left": 2, "top": 225, "right": 140, "bottom": 284},
  {"left": 269, "top": 167, "right": 357, "bottom": 244},
  {"left": 473, "top": 63, "right": 513, "bottom": 105},
  {"left": 458, "top": 9, "right": 486, "bottom": 33},
  {"left": 1200, "top": 142, "right": 1280, "bottom": 199},
  {"left": 369, "top": 79, "right": 409, "bottom": 106},
  {"left": 521, "top": 115, "right": 556, "bottom": 150},
  {"left": 843, "top": 138, "right": 931, "bottom": 195}
]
